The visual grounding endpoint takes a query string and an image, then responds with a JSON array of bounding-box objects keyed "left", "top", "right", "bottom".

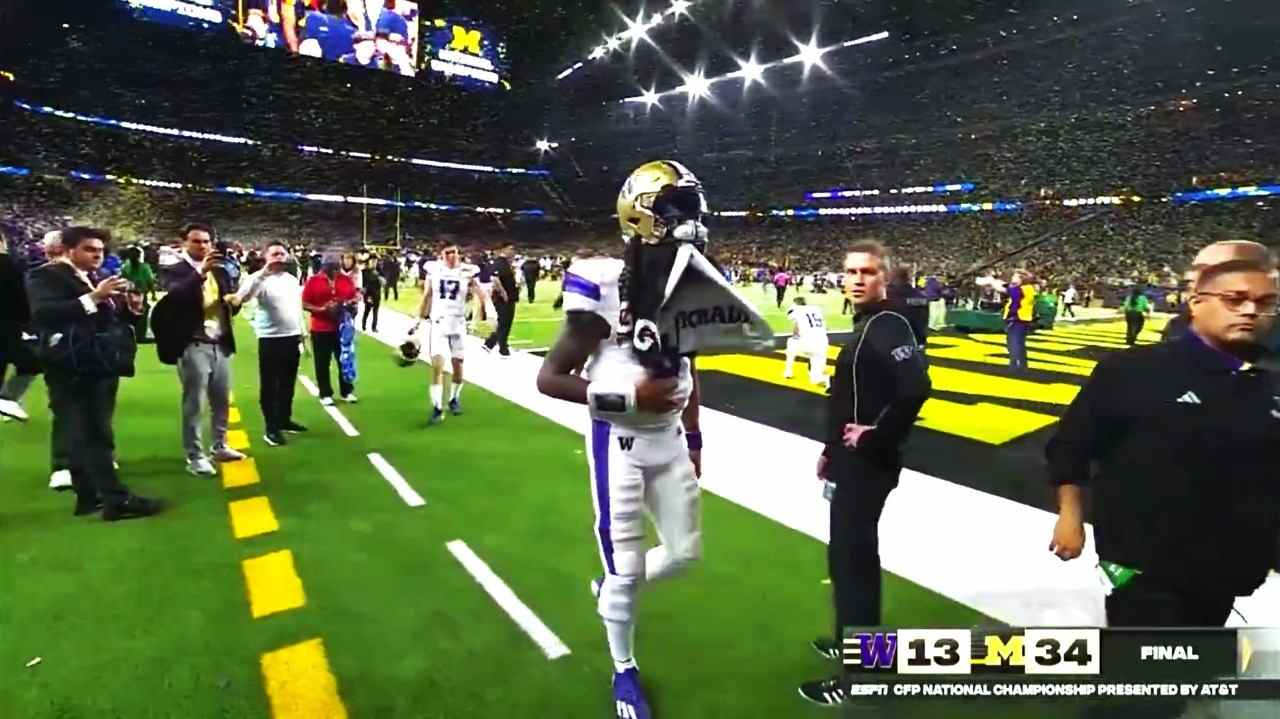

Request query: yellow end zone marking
[
  {"left": 228, "top": 407, "right": 242, "bottom": 425},
  {"left": 967, "top": 334, "right": 1088, "bottom": 352},
  {"left": 222, "top": 457, "right": 262, "bottom": 489},
  {"left": 226, "top": 429, "right": 252, "bottom": 451},
  {"left": 229, "top": 496, "right": 280, "bottom": 539},
  {"left": 925, "top": 337, "right": 1096, "bottom": 376},
  {"left": 260, "top": 638, "right": 348, "bottom": 719},
  {"left": 699, "top": 354, "right": 1061, "bottom": 444},
  {"left": 242, "top": 549, "right": 306, "bottom": 618}
]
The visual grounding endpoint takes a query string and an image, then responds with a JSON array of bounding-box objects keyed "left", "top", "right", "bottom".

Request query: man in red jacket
[{"left": 302, "top": 259, "right": 359, "bottom": 405}]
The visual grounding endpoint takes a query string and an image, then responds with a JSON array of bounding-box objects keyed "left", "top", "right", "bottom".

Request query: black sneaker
[
  {"left": 798, "top": 675, "right": 850, "bottom": 706},
  {"left": 282, "top": 421, "right": 309, "bottom": 433},
  {"left": 263, "top": 431, "right": 287, "bottom": 447},
  {"left": 103, "top": 495, "right": 165, "bottom": 522},
  {"left": 811, "top": 637, "right": 842, "bottom": 662},
  {"left": 73, "top": 496, "right": 103, "bottom": 516},
  {"left": 449, "top": 398, "right": 462, "bottom": 416},
  {"left": 428, "top": 407, "right": 444, "bottom": 426}
]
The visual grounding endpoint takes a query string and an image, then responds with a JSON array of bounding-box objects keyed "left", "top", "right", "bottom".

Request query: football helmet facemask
[{"left": 617, "top": 160, "right": 709, "bottom": 247}]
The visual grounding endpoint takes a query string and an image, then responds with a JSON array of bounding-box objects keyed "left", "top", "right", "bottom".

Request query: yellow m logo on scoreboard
[
  {"left": 449, "top": 25, "right": 483, "bottom": 54},
  {"left": 974, "top": 634, "right": 1025, "bottom": 667}
]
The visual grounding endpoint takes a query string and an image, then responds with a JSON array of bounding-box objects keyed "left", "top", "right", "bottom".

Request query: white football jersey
[
  {"left": 788, "top": 304, "right": 827, "bottom": 342},
  {"left": 562, "top": 257, "right": 693, "bottom": 432},
  {"left": 426, "top": 261, "right": 479, "bottom": 321}
]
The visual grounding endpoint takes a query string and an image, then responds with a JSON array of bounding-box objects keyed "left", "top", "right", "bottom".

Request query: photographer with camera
[
  {"left": 159, "top": 223, "right": 244, "bottom": 477},
  {"left": 25, "top": 226, "right": 163, "bottom": 520}
]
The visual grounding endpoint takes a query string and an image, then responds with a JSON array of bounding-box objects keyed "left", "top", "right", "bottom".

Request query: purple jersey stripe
[
  {"left": 564, "top": 272, "right": 602, "bottom": 301},
  {"left": 591, "top": 419, "right": 616, "bottom": 574}
]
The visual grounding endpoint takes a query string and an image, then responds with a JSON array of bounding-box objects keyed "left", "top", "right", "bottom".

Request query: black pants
[
  {"left": 525, "top": 276, "right": 537, "bottom": 303},
  {"left": 775, "top": 284, "right": 787, "bottom": 309},
  {"left": 311, "top": 331, "right": 353, "bottom": 399},
  {"left": 1105, "top": 573, "right": 1234, "bottom": 627},
  {"left": 362, "top": 296, "right": 381, "bottom": 332},
  {"left": 1125, "top": 311, "right": 1145, "bottom": 345},
  {"left": 1062, "top": 302, "right": 1075, "bottom": 318},
  {"left": 45, "top": 370, "right": 130, "bottom": 507},
  {"left": 485, "top": 301, "right": 516, "bottom": 354},
  {"left": 1089, "top": 574, "right": 1234, "bottom": 719},
  {"left": 383, "top": 282, "right": 398, "bottom": 301},
  {"left": 828, "top": 463, "right": 898, "bottom": 637},
  {"left": 259, "top": 336, "right": 300, "bottom": 433},
  {"left": 842, "top": 297, "right": 853, "bottom": 315}
]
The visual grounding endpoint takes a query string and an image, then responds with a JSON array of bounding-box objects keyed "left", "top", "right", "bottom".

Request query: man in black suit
[{"left": 25, "top": 227, "right": 163, "bottom": 521}]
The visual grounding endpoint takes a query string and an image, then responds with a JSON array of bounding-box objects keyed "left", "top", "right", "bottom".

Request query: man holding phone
[
  {"left": 160, "top": 223, "right": 243, "bottom": 476},
  {"left": 226, "top": 242, "right": 308, "bottom": 448}
]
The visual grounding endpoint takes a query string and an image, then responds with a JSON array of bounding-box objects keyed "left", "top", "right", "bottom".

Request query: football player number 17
[{"left": 438, "top": 279, "right": 461, "bottom": 300}]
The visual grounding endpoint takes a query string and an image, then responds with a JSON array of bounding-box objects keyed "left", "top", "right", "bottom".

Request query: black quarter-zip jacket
[
  {"left": 1047, "top": 333, "right": 1280, "bottom": 595},
  {"left": 823, "top": 301, "right": 932, "bottom": 476}
]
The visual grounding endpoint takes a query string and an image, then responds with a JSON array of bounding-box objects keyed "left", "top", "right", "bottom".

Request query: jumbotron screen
[{"left": 117, "top": 1, "right": 421, "bottom": 77}]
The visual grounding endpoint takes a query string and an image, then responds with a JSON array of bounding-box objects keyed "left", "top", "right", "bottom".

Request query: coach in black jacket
[
  {"left": 1048, "top": 259, "right": 1279, "bottom": 626},
  {"left": 25, "top": 227, "right": 162, "bottom": 520},
  {"left": 800, "top": 240, "right": 932, "bottom": 707}
]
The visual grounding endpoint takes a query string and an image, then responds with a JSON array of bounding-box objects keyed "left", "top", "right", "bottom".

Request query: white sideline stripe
[
  {"left": 445, "top": 540, "right": 571, "bottom": 660},
  {"left": 324, "top": 406, "right": 360, "bottom": 437},
  {"left": 361, "top": 308, "right": 1280, "bottom": 627},
  {"left": 298, "top": 374, "right": 320, "bottom": 397},
  {"left": 367, "top": 452, "right": 425, "bottom": 507}
]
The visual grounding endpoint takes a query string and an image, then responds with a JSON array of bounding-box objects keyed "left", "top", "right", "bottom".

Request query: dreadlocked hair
[{"left": 619, "top": 238, "right": 683, "bottom": 377}]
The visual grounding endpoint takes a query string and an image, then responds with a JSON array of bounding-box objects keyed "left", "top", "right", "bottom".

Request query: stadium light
[
  {"left": 789, "top": 36, "right": 828, "bottom": 72},
  {"left": 557, "top": 1, "right": 699, "bottom": 81},
  {"left": 737, "top": 56, "right": 766, "bottom": 86},
  {"left": 633, "top": 29, "right": 887, "bottom": 97},
  {"left": 641, "top": 89, "right": 662, "bottom": 107},
  {"left": 681, "top": 72, "right": 712, "bottom": 99},
  {"left": 535, "top": 139, "right": 560, "bottom": 152}
]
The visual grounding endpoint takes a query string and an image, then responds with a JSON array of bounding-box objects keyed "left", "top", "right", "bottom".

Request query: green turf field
[
  {"left": 2, "top": 313, "right": 1097, "bottom": 718},
  {"left": 383, "top": 280, "right": 852, "bottom": 349}
]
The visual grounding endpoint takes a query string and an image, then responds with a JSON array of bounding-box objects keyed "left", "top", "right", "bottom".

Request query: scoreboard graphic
[{"left": 839, "top": 627, "right": 1280, "bottom": 701}]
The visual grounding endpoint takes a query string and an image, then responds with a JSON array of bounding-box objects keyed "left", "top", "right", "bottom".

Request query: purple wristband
[{"left": 685, "top": 431, "right": 702, "bottom": 451}]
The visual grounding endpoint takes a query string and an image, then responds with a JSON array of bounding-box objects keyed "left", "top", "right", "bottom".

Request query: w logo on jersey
[{"left": 617, "top": 436, "right": 635, "bottom": 451}]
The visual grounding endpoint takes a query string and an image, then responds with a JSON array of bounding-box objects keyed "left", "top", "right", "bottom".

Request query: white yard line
[
  {"left": 367, "top": 453, "right": 425, "bottom": 507},
  {"left": 445, "top": 540, "right": 571, "bottom": 660},
  {"left": 324, "top": 406, "right": 360, "bottom": 437},
  {"left": 298, "top": 374, "right": 320, "bottom": 397},
  {"left": 362, "top": 308, "right": 1278, "bottom": 627}
]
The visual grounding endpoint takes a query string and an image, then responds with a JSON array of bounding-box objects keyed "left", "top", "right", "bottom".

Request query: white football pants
[
  {"left": 785, "top": 336, "right": 829, "bottom": 385},
  {"left": 585, "top": 420, "right": 702, "bottom": 626}
]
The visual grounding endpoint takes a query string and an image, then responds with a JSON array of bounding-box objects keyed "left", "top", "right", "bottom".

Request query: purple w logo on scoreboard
[{"left": 843, "top": 632, "right": 898, "bottom": 670}]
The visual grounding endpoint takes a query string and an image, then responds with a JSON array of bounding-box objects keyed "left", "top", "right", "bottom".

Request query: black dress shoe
[
  {"left": 73, "top": 498, "right": 104, "bottom": 516},
  {"left": 103, "top": 495, "right": 165, "bottom": 522},
  {"left": 282, "top": 421, "right": 309, "bottom": 433}
]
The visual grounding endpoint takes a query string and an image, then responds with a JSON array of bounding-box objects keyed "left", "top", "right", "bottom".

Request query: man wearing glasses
[{"left": 1046, "top": 255, "right": 1279, "bottom": 629}]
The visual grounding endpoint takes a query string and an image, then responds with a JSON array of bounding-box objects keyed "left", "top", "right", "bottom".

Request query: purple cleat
[{"left": 612, "top": 667, "right": 651, "bottom": 719}]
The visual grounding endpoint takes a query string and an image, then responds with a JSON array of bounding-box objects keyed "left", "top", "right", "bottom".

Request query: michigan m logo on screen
[
  {"left": 448, "top": 25, "right": 482, "bottom": 54},
  {"left": 842, "top": 630, "right": 1025, "bottom": 672}
]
